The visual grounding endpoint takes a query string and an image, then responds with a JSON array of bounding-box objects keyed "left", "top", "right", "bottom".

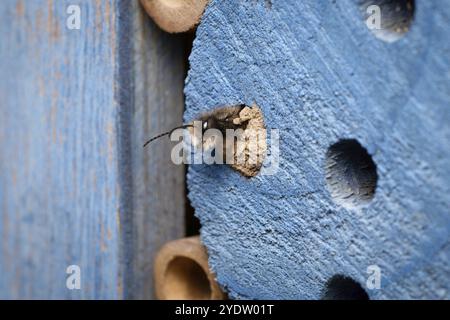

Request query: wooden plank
[
  {"left": 0, "top": 0, "right": 122, "bottom": 299},
  {"left": 0, "top": 0, "right": 187, "bottom": 299},
  {"left": 185, "top": 0, "right": 450, "bottom": 299},
  {"left": 126, "top": 1, "right": 187, "bottom": 299}
]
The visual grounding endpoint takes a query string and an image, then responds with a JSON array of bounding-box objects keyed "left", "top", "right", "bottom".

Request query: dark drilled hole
[
  {"left": 360, "top": 0, "right": 415, "bottom": 42},
  {"left": 325, "top": 139, "right": 378, "bottom": 210},
  {"left": 322, "top": 275, "right": 370, "bottom": 300}
]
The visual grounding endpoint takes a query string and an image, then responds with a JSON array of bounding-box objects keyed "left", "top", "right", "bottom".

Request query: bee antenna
[{"left": 143, "top": 124, "right": 193, "bottom": 148}]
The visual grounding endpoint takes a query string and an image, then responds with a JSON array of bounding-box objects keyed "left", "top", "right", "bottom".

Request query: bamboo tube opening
[
  {"left": 154, "top": 236, "right": 226, "bottom": 300},
  {"left": 164, "top": 257, "right": 212, "bottom": 300},
  {"left": 140, "top": 0, "right": 209, "bottom": 33}
]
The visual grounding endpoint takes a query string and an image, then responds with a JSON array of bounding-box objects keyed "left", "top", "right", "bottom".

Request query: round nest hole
[
  {"left": 322, "top": 275, "right": 370, "bottom": 300},
  {"left": 163, "top": 256, "right": 212, "bottom": 300},
  {"left": 360, "top": 0, "right": 415, "bottom": 42},
  {"left": 325, "top": 139, "right": 378, "bottom": 210}
]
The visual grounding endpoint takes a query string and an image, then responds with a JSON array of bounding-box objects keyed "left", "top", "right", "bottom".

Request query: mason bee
[
  {"left": 143, "top": 104, "right": 248, "bottom": 147},
  {"left": 143, "top": 104, "right": 266, "bottom": 177}
]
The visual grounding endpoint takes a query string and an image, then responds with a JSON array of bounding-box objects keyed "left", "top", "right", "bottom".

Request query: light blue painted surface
[
  {"left": 0, "top": 0, "right": 128, "bottom": 299},
  {"left": 0, "top": 0, "right": 187, "bottom": 299},
  {"left": 185, "top": 0, "right": 450, "bottom": 299}
]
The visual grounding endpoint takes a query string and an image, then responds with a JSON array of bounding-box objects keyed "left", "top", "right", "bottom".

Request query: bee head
[{"left": 200, "top": 116, "right": 216, "bottom": 133}]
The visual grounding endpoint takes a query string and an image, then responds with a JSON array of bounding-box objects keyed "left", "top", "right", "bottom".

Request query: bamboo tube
[
  {"left": 140, "top": 0, "right": 209, "bottom": 33},
  {"left": 154, "top": 236, "right": 226, "bottom": 300}
]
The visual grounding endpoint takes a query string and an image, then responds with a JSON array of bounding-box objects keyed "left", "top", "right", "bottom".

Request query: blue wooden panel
[
  {"left": 185, "top": 0, "right": 450, "bottom": 299},
  {"left": 0, "top": 0, "right": 126, "bottom": 299},
  {"left": 0, "top": 0, "right": 187, "bottom": 299}
]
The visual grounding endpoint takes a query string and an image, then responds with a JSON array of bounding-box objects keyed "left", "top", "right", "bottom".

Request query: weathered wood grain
[
  {"left": 0, "top": 0, "right": 186, "bottom": 299},
  {"left": 185, "top": 0, "right": 450, "bottom": 299},
  {"left": 0, "top": 0, "right": 123, "bottom": 299},
  {"left": 127, "top": 0, "right": 188, "bottom": 299}
]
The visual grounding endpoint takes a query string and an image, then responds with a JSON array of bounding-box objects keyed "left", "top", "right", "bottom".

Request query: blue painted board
[
  {"left": 0, "top": 0, "right": 186, "bottom": 299},
  {"left": 0, "top": 0, "right": 123, "bottom": 299},
  {"left": 185, "top": 0, "right": 450, "bottom": 299}
]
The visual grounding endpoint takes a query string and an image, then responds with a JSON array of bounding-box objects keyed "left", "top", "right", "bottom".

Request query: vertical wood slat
[
  {"left": 0, "top": 0, "right": 186, "bottom": 299},
  {"left": 126, "top": 0, "right": 187, "bottom": 299}
]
